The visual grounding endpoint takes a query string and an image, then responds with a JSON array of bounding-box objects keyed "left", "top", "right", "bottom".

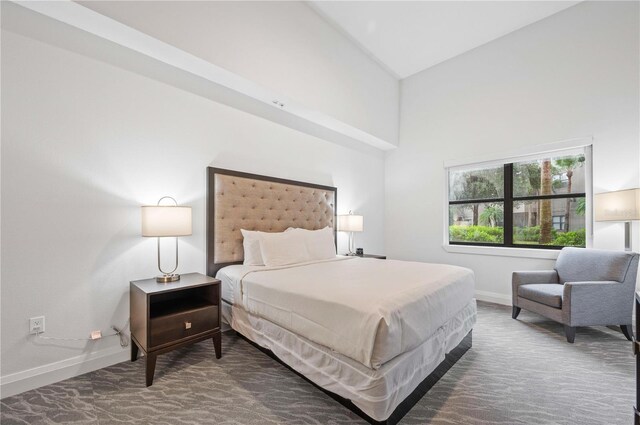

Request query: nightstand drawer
[{"left": 149, "top": 305, "right": 218, "bottom": 348}]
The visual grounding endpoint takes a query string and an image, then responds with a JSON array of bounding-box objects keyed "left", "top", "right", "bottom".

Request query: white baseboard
[
  {"left": 0, "top": 345, "right": 128, "bottom": 399},
  {"left": 475, "top": 289, "right": 511, "bottom": 306}
]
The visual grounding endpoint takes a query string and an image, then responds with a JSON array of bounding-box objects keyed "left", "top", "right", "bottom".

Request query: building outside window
[
  {"left": 552, "top": 215, "right": 566, "bottom": 231},
  {"left": 447, "top": 148, "right": 588, "bottom": 249}
]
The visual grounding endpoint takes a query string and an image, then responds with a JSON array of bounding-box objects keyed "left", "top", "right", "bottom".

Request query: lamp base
[{"left": 156, "top": 274, "right": 180, "bottom": 283}]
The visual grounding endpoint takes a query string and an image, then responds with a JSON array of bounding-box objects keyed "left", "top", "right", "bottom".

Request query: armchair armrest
[
  {"left": 512, "top": 270, "right": 559, "bottom": 306},
  {"left": 563, "top": 281, "right": 631, "bottom": 326},
  {"left": 513, "top": 270, "right": 559, "bottom": 286}
]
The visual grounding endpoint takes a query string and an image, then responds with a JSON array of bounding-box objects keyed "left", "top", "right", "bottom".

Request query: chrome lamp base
[
  {"left": 347, "top": 231, "right": 356, "bottom": 255},
  {"left": 156, "top": 274, "right": 180, "bottom": 283}
]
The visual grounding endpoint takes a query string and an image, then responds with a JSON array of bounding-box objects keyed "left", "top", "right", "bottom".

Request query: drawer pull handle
[{"left": 185, "top": 321, "right": 192, "bottom": 330}]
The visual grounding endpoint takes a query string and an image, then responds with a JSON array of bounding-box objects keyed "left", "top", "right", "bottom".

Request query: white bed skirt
[{"left": 223, "top": 299, "right": 477, "bottom": 421}]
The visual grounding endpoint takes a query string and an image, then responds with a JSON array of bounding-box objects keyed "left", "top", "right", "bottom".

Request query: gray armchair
[{"left": 512, "top": 247, "right": 639, "bottom": 343}]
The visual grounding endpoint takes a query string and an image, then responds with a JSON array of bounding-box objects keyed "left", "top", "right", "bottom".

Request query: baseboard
[
  {"left": 475, "top": 290, "right": 511, "bottom": 306},
  {"left": 0, "top": 345, "right": 128, "bottom": 399}
]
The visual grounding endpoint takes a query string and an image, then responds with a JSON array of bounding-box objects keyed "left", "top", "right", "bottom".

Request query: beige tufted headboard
[{"left": 206, "top": 167, "right": 337, "bottom": 277}]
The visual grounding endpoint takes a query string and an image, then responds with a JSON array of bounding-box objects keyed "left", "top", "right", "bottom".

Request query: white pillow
[
  {"left": 259, "top": 230, "right": 311, "bottom": 267},
  {"left": 288, "top": 227, "right": 336, "bottom": 261},
  {"left": 241, "top": 229, "right": 265, "bottom": 266}
]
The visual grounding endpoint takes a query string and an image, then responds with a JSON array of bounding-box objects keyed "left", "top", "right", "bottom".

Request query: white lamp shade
[
  {"left": 594, "top": 188, "right": 640, "bottom": 221},
  {"left": 337, "top": 214, "right": 363, "bottom": 232},
  {"left": 141, "top": 206, "right": 192, "bottom": 237}
]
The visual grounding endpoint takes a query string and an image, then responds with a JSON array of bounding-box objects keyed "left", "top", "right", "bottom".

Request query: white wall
[
  {"left": 386, "top": 1, "right": 639, "bottom": 303},
  {"left": 78, "top": 1, "right": 399, "bottom": 145},
  {"left": 0, "top": 27, "right": 385, "bottom": 396}
]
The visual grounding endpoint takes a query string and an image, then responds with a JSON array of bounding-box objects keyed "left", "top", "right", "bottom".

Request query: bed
[{"left": 206, "top": 167, "right": 476, "bottom": 424}]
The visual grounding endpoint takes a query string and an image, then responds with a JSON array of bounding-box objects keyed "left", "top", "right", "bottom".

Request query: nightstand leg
[
  {"left": 146, "top": 353, "right": 157, "bottom": 387},
  {"left": 131, "top": 342, "right": 139, "bottom": 362},
  {"left": 213, "top": 333, "right": 221, "bottom": 359}
]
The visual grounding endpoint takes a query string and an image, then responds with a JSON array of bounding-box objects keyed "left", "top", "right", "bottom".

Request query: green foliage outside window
[
  {"left": 449, "top": 225, "right": 504, "bottom": 244},
  {"left": 448, "top": 153, "right": 587, "bottom": 248},
  {"left": 449, "top": 225, "right": 585, "bottom": 247},
  {"left": 479, "top": 205, "right": 504, "bottom": 227}
]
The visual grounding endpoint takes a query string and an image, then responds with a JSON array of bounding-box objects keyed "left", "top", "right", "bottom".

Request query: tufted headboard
[{"left": 206, "top": 167, "right": 337, "bottom": 277}]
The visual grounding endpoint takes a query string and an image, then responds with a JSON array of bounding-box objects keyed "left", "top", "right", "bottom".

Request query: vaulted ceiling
[{"left": 309, "top": 1, "right": 579, "bottom": 79}]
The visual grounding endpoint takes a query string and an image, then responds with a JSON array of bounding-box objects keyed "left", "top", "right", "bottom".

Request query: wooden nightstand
[
  {"left": 130, "top": 273, "right": 221, "bottom": 386},
  {"left": 357, "top": 254, "right": 386, "bottom": 259}
]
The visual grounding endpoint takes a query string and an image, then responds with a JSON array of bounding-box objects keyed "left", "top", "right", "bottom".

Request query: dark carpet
[{"left": 1, "top": 302, "right": 634, "bottom": 424}]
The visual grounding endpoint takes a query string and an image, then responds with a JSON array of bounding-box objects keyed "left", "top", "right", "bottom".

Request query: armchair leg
[
  {"left": 512, "top": 306, "right": 521, "bottom": 319},
  {"left": 621, "top": 324, "right": 633, "bottom": 341},
  {"left": 564, "top": 325, "right": 576, "bottom": 343}
]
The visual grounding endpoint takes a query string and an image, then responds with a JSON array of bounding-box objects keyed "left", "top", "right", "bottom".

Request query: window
[
  {"left": 448, "top": 150, "right": 587, "bottom": 249},
  {"left": 552, "top": 215, "right": 565, "bottom": 231}
]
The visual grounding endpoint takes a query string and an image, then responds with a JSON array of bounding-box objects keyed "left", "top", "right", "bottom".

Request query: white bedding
[
  {"left": 218, "top": 257, "right": 474, "bottom": 369},
  {"left": 224, "top": 299, "right": 476, "bottom": 421}
]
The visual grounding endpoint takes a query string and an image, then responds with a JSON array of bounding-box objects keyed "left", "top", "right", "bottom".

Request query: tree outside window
[{"left": 448, "top": 152, "right": 586, "bottom": 248}]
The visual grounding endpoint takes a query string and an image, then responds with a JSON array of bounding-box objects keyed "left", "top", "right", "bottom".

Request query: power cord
[
  {"left": 35, "top": 318, "right": 130, "bottom": 348},
  {"left": 112, "top": 318, "right": 131, "bottom": 348}
]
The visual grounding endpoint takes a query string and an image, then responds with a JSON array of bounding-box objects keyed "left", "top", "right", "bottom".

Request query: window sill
[{"left": 442, "top": 244, "right": 560, "bottom": 260}]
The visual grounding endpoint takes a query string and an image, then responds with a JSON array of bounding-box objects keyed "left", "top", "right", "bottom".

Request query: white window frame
[{"left": 442, "top": 137, "right": 593, "bottom": 259}]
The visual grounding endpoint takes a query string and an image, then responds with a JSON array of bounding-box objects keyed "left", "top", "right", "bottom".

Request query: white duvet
[{"left": 220, "top": 257, "right": 474, "bottom": 369}]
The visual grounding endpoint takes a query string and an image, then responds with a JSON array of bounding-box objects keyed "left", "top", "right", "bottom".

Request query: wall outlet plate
[{"left": 29, "top": 316, "right": 45, "bottom": 334}]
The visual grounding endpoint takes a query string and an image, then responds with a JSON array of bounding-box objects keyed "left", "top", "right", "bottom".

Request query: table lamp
[
  {"left": 141, "top": 196, "right": 192, "bottom": 282},
  {"left": 594, "top": 188, "right": 640, "bottom": 251},
  {"left": 337, "top": 210, "right": 363, "bottom": 255}
]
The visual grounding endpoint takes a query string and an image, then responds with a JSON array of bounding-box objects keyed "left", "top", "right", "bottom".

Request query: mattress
[
  {"left": 217, "top": 257, "right": 475, "bottom": 369},
  {"left": 222, "top": 299, "right": 476, "bottom": 422}
]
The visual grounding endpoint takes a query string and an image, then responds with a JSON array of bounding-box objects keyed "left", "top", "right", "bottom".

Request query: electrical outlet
[{"left": 29, "top": 316, "right": 45, "bottom": 334}]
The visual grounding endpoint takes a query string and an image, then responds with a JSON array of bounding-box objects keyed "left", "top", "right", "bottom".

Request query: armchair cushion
[
  {"left": 512, "top": 270, "right": 559, "bottom": 305},
  {"left": 518, "top": 284, "right": 564, "bottom": 308}
]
